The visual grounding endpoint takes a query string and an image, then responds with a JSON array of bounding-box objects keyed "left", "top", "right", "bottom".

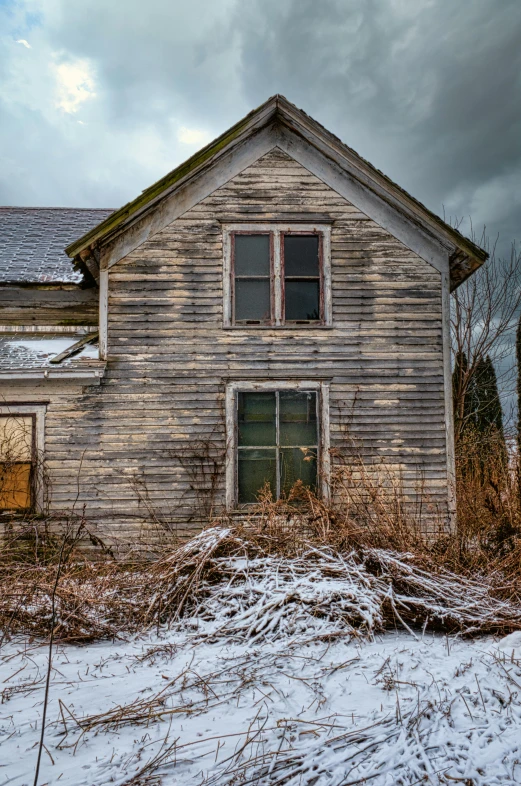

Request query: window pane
[
  {"left": 235, "top": 235, "right": 270, "bottom": 276},
  {"left": 235, "top": 278, "right": 271, "bottom": 322},
  {"left": 280, "top": 448, "right": 317, "bottom": 497},
  {"left": 285, "top": 280, "right": 320, "bottom": 321},
  {"left": 238, "top": 392, "right": 276, "bottom": 446},
  {"left": 284, "top": 235, "right": 319, "bottom": 277},
  {"left": 238, "top": 449, "right": 277, "bottom": 503},
  {"left": 279, "top": 392, "right": 317, "bottom": 446},
  {"left": 0, "top": 416, "right": 33, "bottom": 462},
  {"left": 0, "top": 463, "right": 32, "bottom": 510}
]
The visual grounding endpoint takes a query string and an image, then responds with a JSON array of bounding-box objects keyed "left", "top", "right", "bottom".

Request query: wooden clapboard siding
[
  {"left": 0, "top": 285, "right": 98, "bottom": 326},
  {"left": 4, "top": 147, "right": 448, "bottom": 545}
]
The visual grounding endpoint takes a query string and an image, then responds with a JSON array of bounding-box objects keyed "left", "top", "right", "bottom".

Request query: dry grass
[
  {"left": 1, "top": 438, "right": 521, "bottom": 644},
  {"left": 1, "top": 506, "right": 520, "bottom": 645}
]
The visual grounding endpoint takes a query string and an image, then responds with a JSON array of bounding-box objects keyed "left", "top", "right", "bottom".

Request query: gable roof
[
  {"left": 66, "top": 95, "right": 487, "bottom": 290},
  {"left": 0, "top": 207, "right": 114, "bottom": 284}
]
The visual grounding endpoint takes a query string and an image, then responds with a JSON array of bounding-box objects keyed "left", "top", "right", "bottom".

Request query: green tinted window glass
[
  {"left": 280, "top": 448, "right": 317, "bottom": 497},
  {"left": 238, "top": 392, "right": 276, "bottom": 446},
  {"left": 236, "top": 390, "right": 319, "bottom": 504},
  {"left": 238, "top": 448, "right": 277, "bottom": 503},
  {"left": 235, "top": 235, "right": 270, "bottom": 276},
  {"left": 279, "top": 391, "right": 317, "bottom": 446}
]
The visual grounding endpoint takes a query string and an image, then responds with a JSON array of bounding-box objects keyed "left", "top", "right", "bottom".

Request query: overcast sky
[
  {"left": 1, "top": 0, "right": 520, "bottom": 415},
  {"left": 1, "top": 0, "right": 520, "bottom": 250}
]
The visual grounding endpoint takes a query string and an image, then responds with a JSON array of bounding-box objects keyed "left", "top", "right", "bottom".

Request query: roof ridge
[{"left": 65, "top": 93, "right": 487, "bottom": 285}]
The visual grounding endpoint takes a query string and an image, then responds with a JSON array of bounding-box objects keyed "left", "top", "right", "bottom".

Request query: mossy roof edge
[
  {"left": 66, "top": 96, "right": 278, "bottom": 258},
  {"left": 66, "top": 93, "right": 488, "bottom": 272}
]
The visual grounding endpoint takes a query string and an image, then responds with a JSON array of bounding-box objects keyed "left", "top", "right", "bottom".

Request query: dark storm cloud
[
  {"left": 231, "top": 0, "right": 521, "bottom": 249},
  {"left": 1, "top": 0, "right": 520, "bottom": 416},
  {"left": 1, "top": 0, "right": 520, "bottom": 255}
]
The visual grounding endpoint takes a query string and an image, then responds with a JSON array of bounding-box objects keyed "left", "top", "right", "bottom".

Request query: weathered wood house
[{"left": 0, "top": 96, "right": 487, "bottom": 546}]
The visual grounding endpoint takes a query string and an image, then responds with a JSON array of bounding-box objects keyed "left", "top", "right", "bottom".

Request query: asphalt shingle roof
[{"left": 0, "top": 207, "right": 114, "bottom": 284}]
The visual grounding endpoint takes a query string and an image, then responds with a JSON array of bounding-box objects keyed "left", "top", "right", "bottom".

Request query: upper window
[
  {"left": 0, "top": 414, "right": 34, "bottom": 511},
  {"left": 223, "top": 224, "right": 331, "bottom": 327}
]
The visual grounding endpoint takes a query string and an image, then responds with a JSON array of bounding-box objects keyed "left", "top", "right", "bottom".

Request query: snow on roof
[
  {"left": 0, "top": 206, "right": 114, "bottom": 284},
  {"left": 0, "top": 333, "right": 100, "bottom": 369}
]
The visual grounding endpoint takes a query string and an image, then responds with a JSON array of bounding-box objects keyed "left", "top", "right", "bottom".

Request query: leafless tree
[{"left": 451, "top": 229, "right": 521, "bottom": 443}]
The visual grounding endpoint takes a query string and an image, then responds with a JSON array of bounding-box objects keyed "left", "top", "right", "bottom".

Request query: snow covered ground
[{"left": 2, "top": 627, "right": 521, "bottom": 786}]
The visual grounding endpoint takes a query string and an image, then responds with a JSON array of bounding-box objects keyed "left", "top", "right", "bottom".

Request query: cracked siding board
[
  {"left": 2, "top": 148, "right": 450, "bottom": 545},
  {"left": 0, "top": 287, "right": 98, "bottom": 326}
]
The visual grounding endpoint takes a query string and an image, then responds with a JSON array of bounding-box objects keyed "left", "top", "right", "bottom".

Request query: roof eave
[
  {"left": 273, "top": 96, "right": 489, "bottom": 279},
  {"left": 65, "top": 94, "right": 488, "bottom": 287},
  {"left": 65, "top": 96, "right": 281, "bottom": 259},
  {"left": 449, "top": 250, "right": 488, "bottom": 292}
]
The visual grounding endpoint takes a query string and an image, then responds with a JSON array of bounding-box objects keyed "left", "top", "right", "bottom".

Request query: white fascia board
[
  {"left": 103, "top": 125, "right": 279, "bottom": 270},
  {"left": 0, "top": 368, "right": 105, "bottom": 383},
  {"left": 102, "top": 122, "right": 451, "bottom": 277},
  {"left": 277, "top": 127, "right": 450, "bottom": 275}
]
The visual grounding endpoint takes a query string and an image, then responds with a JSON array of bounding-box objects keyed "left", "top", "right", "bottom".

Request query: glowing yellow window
[{"left": 0, "top": 415, "right": 34, "bottom": 511}]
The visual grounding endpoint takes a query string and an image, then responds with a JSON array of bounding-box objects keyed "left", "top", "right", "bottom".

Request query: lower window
[
  {"left": 237, "top": 390, "right": 318, "bottom": 503},
  {"left": 0, "top": 414, "right": 35, "bottom": 511}
]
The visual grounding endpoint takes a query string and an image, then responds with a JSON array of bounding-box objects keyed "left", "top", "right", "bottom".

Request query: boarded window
[
  {"left": 234, "top": 234, "right": 272, "bottom": 323},
  {"left": 283, "top": 235, "right": 321, "bottom": 322},
  {"left": 0, "top": 415, "right": 34, "bottom": 511},
  {"left": 237, "top": 391, "right": 317, "bottom": 503}
]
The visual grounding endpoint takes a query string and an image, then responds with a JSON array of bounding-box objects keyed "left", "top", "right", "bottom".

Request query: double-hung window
[
  {"left": 223, "top": 224, "right": 331, "bottom": 326},
  {"left": 226, "top": 382, "right": 330, "bottom": 508}
]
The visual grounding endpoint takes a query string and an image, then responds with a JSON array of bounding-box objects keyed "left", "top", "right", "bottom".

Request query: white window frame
[
  {"left": 225, "top": 380, "right": 330, "bottom": 509},
  {"left": 222, "top": 224, "right": 332, "bottom": 327},
  {"left": 0, "top": 404, "right": 46, "bottom": 512}
]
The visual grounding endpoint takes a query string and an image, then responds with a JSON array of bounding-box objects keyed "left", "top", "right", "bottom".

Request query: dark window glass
[
  {"left": 284, "top": 235, "right": 319, "bottom": 276},
  {"left": 280, "top": 448, "right": 317, "bottom": 497},
  {"left": 234, "top": 234, "right": 271, "bottom": 323},
  {"left": 235, "top": 235, "right": 270, "bottom": 275},
  {"left": 283, "top": 235, "right": 321, "bottom": 322},
  {"left": 237, "top": 390, "right": 318, "bottom": 503},
  {"left": 285, "top": 281, "right": 320, "bottom": 321},
  {"left": 235, "top": 279, "right": 271, "bottom": 322},
  {"left": 279, "top": 391, "right": 317, "bottom": 446}
]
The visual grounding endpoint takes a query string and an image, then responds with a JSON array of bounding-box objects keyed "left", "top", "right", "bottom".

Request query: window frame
[
  {"left": 225, "top": 380, "right": 330, "bottom": 509},
  {"left": 0, "top": 404, "right": 45, "bottom": 513},
  {"left": 223, "top": 224, "right": 332, "bottom": 328},
  {"left": 231, "top": 230, "right": 274, "bottom": 326}
]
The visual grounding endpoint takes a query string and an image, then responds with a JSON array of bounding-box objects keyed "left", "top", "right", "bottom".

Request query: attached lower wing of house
[{"left": 0, "top": 95, "right": 487, "bottom": 546}]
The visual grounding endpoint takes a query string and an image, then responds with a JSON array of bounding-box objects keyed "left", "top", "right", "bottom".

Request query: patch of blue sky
[{"left": 1, "top": 0, "right": 43, "bottom": 32}]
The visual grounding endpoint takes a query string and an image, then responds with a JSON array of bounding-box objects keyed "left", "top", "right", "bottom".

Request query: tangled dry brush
[{"left": 1, "top": 519, "right": 521, "bottom": 645}]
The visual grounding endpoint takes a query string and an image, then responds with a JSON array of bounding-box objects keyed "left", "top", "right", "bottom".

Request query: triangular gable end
[{"left": 67, "top": 95, "right": 487, "bottom": 291}]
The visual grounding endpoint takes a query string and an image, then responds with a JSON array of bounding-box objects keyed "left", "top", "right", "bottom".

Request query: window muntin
[
  {"left": 228, "top": 228, "right": 326, "bottom": 326},
  {"left": 237, "top": 390, "right": 318, "bottom": 503},
  {"left": 0, "top": 414, "right": 34, "bottom": 511}
]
